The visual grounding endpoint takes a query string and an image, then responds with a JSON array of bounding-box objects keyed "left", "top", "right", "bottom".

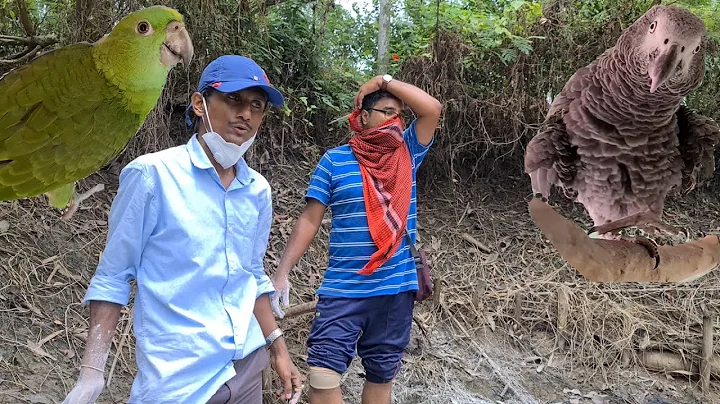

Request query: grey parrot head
[{"left": 617, "top": 5, "right": 706, "bottom": 95}]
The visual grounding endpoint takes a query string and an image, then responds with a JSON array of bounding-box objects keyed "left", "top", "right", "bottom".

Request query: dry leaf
[{"left": 26, "top": 340, "right": 56, "bottom": 361}]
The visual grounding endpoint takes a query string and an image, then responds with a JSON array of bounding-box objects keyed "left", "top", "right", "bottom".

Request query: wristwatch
[
  {"left": 265, "top": 328, "right": 283, "bottom": 347},
  {"left": 381, "top": 74, "right": 393, "bottom": 91}
]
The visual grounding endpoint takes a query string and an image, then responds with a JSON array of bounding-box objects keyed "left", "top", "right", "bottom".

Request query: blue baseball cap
[{"left": 185, "top": 55, "right": 284, "bottom": 127}]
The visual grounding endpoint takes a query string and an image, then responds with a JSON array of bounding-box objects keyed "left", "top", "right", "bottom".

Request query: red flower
[{"left": 392, "top": 54, "right": 400, "bottom": 61}]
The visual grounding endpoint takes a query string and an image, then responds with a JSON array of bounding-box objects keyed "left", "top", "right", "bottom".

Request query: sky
[{"left": 334, "top": 0, "right": 374, "bottom": 17}]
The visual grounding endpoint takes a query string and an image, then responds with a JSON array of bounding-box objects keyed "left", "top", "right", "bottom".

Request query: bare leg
[
  {"left": 361, "top": 381, "right": 392, "bottom": 404},
  {"left": 309, "top": 387, "right": 343, "bottom": 404},
  {"left": 60, "top": 184, "right": 105, "bottom": 221}
]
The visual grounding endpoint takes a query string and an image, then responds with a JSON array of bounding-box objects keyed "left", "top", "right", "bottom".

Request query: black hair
[{"left": 361, "top": 90, "right": 401, "bottom": 111}]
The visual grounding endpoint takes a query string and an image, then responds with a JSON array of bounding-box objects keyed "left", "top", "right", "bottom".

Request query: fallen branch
[
  {"left": 528, "top": 197, "right": 720, "bottom": 282},
  {"left": 702, "top": 314, "right": 714, "bottom": 393},
  {"left": 461, "top": 232, "right": 492, "bottom": 253},
  {"left": 639, "top": 349, "right": 720, "bottom": 379},
  {"left": 275, "top": 301, "right": 317, "bottom": 320}
]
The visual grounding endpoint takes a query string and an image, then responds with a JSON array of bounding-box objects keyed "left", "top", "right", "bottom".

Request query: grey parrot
[{"left": 524, "top": 5, "right": 720, "bottom": 269}]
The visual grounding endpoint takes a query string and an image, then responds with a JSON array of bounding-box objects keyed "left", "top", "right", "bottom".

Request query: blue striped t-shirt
[{"left": 305, "top": 119, "right": 433, "bottom": 298}]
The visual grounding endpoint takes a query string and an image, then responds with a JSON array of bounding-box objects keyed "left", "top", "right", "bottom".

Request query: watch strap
[
  {"left": 265, "top": 328, "right": 283, "bottom": 347},
  {"left": 381, "top": 74, "right": 392, "bottom": 91}
]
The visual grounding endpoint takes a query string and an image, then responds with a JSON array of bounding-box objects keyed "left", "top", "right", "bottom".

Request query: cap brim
[{"left": 214, "top": 80, "right": 285, "bottom": 106}]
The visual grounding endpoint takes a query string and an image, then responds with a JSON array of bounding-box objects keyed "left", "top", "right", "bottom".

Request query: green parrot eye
[{"left": 136, "top": 21, "right": 151, "bottom": 35}]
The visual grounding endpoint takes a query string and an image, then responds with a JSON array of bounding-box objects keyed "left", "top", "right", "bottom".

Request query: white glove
[
  {"left": 289, "top": 388, "right": 302, "bottom": 404},
  {"left": 271, "top": 273, "right": 291, "bottom": 319},
  {"left": 61, "top": 367, "right": 105, "bottom": 404}
]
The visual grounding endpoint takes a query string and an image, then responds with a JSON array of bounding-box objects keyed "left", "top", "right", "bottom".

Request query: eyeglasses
[{"left": 366, "top": 108, "right": 399, "bottom": 118}]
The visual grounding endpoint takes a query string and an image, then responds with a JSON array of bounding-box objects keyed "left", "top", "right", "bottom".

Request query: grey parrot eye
[{"left": 649, "top": 21, "right": 657, "bottom": 33}]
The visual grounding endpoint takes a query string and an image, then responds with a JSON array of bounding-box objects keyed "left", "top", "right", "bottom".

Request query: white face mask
[{"left": 200, "top": 96, "right": 256, "bottom": 170}]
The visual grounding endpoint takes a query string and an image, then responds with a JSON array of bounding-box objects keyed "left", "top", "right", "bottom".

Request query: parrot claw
[
  {"left": 532, "top": 192, "right": 548, "bottom": 204},
  {"left": 620, "top": 236, "right": 661, "bottom": 270},
  {"left": 60, "top": 200, "right": 79, "bottom": 222},
  {"left": 632, "top": 236, "right": 661, "bottom": 270},
  {"left": 60, "top": 183, "right": 105, "bottom": 221}
]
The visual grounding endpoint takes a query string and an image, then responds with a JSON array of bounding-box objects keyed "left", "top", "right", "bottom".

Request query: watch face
[{"left": 383, "top": 74, "right": 392, "bottom": 82}]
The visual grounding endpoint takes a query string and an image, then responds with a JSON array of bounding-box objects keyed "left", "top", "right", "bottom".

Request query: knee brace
[{"left": 307, "top": 366, "right": 342, "bottom": 390}]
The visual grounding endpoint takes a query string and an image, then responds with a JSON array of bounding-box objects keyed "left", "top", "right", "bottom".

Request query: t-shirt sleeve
[
  {"left": 403, "top": 118, "right": 434, "bottom": 169},
  {"left": 305, "top": 151, "right": 333, "bottom": 206}
]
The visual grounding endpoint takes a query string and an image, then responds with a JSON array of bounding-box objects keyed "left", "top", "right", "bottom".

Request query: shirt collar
[{"left": 187, "top": 134, "right": 253, "bottom": 186}]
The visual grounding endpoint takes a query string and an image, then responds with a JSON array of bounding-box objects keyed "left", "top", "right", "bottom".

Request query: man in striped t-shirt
[{"left": 272, "top": 74, "right": 441, "bottom": 404}]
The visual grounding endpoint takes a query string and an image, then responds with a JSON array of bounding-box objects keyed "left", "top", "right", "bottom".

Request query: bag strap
[{"left": 404, "top": 227, "right": 419, "bottom": 257}]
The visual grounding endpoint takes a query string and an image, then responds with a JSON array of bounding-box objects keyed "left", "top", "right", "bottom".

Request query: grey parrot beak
[
  {"left": 649, "top": 43, "right": 680, "bottom": 93},
  {"left": 162, "top": 22, "right": 194, "bottom": 68}
]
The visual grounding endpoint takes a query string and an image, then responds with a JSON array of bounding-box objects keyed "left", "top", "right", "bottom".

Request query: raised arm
[{"left": 354, "top": 75, "right": 442, "bottom": 146}]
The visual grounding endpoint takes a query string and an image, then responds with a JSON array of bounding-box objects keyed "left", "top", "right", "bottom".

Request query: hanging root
[{"left": 528, "top": 196, "right": 720, "bottom": 282}]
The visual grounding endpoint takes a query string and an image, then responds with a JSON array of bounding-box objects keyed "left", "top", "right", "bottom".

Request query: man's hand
[
  {"left": 61, "top": 367, "right": 105, "bottom": 404},
  {"left": 354, "top": 75, "right": 384, "bottom": 111},
  {"left": 353, "top": 74, "right": 442, "bottom": 146},
  {"left": 270, "top": 339, "right": 304, "bottom": 404},
  {"left": 271, "top": 271, "right": 291, "bottom": 319}
]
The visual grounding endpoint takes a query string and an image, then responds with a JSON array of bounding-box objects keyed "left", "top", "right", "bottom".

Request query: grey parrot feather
[{"left": 525, "top": 5, "right": 720, "bottom": 239}]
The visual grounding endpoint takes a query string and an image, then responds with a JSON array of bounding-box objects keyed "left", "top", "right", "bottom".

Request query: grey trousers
[{"left": 206, "top": 347, "right": 270, "bottom": 404}]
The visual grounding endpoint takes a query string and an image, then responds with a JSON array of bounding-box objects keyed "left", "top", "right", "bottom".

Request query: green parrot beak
[{"left": 161, "top": 21, "right": 194, "bottom": 68}]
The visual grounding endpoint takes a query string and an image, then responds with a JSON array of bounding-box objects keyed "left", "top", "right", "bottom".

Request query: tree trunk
[{"left": 376, "top": 0, "right": 391, "bottom": 74}]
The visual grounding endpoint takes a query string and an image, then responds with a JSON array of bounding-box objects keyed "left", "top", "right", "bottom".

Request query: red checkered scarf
[{"left": 348, "top": 109, "right": 413, "bottom": 275}]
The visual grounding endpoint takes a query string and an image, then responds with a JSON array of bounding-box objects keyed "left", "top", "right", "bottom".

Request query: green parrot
[{"left": 0, "top": 5, "right": 193, "bottom": 220}]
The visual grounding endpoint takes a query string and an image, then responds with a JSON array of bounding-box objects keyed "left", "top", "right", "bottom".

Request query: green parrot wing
[{"left": 0, "top": 43, "right": 143, "bottom": 201}]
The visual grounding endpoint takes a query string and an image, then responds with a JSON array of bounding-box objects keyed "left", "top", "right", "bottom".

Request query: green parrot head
[{"left": 92, "top": 5, "right": 194, "bottom": 111}]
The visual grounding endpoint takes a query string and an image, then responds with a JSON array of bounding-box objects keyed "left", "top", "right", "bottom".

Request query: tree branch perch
[
  {"left": 274, "top": 301, "right": 317, "bottom": 320},
  {"left": 528, "top": 197, "right": 720, "bottom": 282},
  {"left": 0, "top": 35, "right": 57, "bottom": 47},
  {"left": 0, "top": 35, "right": 57, "bottom": 65}
]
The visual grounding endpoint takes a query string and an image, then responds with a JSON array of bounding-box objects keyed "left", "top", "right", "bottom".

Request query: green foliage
[
  {"left": 2, "top": 0, "right": 720, "bottom": 184},
  {"left": 396, "top": 0, "right": 543, "bottom": 65}
]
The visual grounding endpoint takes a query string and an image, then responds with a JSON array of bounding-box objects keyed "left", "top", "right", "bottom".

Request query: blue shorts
[{"left": 306, "top": 291, "right": 415, "bottom": 384}]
